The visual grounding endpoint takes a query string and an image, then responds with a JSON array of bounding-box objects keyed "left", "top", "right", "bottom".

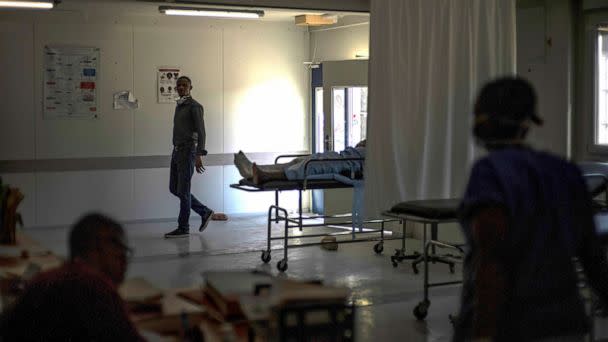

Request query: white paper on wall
[
  {"left": 43, "top": 46, "right": 100, "bottom": 119},
  {"left": 113, "top": 90, "right": 139, "bottom": 110},
  {"left": 157, "top": 67, "right": 180, "bottom": 103}
]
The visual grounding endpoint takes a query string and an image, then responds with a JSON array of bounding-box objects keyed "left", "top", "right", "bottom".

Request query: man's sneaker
[
  {"left": 199, "top": 211, "right": 214, "bottom": 232},
  {"left": 164, "top": 228, "right": 189, "bottom": 238}
]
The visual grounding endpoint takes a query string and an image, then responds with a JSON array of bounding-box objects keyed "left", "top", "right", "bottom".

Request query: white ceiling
[{"left": 55, "top": 0, "right": 369, "bottom": 23}]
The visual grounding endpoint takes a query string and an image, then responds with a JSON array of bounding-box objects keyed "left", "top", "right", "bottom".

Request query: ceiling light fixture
[
  {"left": 159, "top": 6, "right": 264, "bottom": 19},
  {"left": 0, "top": 1, "right": 55, "bottom": 9}
]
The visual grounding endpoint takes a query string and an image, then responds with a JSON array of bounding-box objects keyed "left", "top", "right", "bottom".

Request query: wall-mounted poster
[
  {"left": 43, "top": 46, "right": 100, "bottom": 119},
  {"left": 157, "top": 67, "right": 181, "bottom": 103}
]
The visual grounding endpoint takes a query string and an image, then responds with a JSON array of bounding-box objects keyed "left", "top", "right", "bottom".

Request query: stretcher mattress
[
  {"left": 387, "top": 199, "right": 461, "bottom": 219},
  {"left": 233, "top": 178, "right": 353, "bottom": 191}
]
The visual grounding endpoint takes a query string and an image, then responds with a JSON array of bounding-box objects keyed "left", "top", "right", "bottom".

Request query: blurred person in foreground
[
  {"left": 0, "top": 213, "right": 145, "bottom": 341},
  {"left": 454, "top": 77, "right": 608, "bottom": 341}
]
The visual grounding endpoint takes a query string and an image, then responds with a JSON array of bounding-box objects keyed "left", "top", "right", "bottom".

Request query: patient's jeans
[{"left": 169, "top": 145, "right": 211, "bottom": 230}]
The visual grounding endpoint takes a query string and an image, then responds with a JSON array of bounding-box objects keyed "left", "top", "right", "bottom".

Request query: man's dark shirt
[
  {"left": 0, "top": 260, "right": 144, "bottom": 341},
  {"left": 455, "top": 147, "right": 608, "bottom": 341},
  {"left": 173, "top": 96, "right": 207, "bottom": 156}
]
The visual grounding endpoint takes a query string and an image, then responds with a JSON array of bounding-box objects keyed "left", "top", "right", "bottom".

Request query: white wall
[
  {"left": 0, "top": 21, "right": 35, "bottom": 161},
  {"left": 517, "top": 0, "right": 574, "bottom": 158},
  {"left": 0, "top": 1, "right": 310, "bottom": 227},
  {"left": 310, "top": 21, "right": 369, "bottom": 62}
]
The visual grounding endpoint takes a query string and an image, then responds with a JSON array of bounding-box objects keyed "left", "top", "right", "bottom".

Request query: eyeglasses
[{"left": 107, "top": 237, "right": 135, "bottom": 260}]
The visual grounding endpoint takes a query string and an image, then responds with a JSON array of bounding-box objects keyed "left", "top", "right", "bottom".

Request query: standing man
[{"left": 165, "top": 76, "right": 214, "bottom": 238}]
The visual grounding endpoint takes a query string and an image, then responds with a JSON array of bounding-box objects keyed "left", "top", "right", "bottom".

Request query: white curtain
[{"left": 364, "top": 0, "right": 516, "bottom": 217}]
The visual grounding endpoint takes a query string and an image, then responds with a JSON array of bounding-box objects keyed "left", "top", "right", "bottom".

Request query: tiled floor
[
  {"left": 26, "top": 214, "right": 468, "bottom": 341},
  {"left": 29, "top": 213, "right": 608, "bottom": 341}
]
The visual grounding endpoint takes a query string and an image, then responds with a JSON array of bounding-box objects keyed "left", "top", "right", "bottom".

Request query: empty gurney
[
  {"left": 383, "top": 199, "right": 462, "bottom": 273},
  {"left": 579, "top": 162, "right": 608, "bottom": 208},
  {"left": 383, "top": 199, "right": 464, "bottom": 320},
  {"left": 384, "top": 169, "right": 608, "bottom": 321}
]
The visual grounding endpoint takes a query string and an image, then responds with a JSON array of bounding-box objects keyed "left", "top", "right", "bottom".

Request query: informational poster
[
  {"left": 157, "top": 67, "right": 181, "bottom": 103},
  {"left": 43, "top": 46, "right": 100, "bottom": 119}
]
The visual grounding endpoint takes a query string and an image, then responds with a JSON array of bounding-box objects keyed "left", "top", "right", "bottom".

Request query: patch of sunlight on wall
[{"left": 233, "top": 78, "right": 306, "bottom": 152}]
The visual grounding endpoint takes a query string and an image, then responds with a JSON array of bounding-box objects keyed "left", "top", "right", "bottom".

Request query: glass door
[
  {"left": 329, "top": 86, "right": 368, "bottom": 151},
  {"left": 314, "top": 87, "right": 324, "bottom": 153},
  {"left": 311, "top": 65, "right": 324, "bottom": 213},
  {"left": 348, "top": 87, "right": 368, "bottom": 147}
]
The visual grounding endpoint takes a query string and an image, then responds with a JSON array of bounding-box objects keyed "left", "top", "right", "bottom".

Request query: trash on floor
[
  {"left": 320, "top": 236, "right": 338, "bottom": 251},
  {"left": 211, "top": 213, "right": 228, "bottom": 221}
]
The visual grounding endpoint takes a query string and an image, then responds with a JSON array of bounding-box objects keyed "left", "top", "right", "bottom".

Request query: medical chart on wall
[
  {"left": 43, "top": 46, "right": 100, "bottom": 119},
  {"left": 157, "top": 67, "right": 181, "bottom": 103}
]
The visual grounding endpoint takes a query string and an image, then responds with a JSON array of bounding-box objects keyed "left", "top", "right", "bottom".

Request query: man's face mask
[{"left": 176, "top": 96, "right": 190, "bottom": 105}]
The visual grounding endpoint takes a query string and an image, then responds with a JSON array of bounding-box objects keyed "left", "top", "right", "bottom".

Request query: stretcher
[
  {"left": 382, "top": 199, "right": 464, "bottom": 319},
  {"left": 230, "top": 154, "right": 399, "bottom": 272}
]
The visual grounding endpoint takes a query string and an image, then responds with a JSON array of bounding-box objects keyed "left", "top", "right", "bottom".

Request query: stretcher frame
[
  {"left": 381, "top": 211, "right": 459, "bottom": 274},
  {"left": 379, "top": 172, "right": 608, "bottom": 322},
  {"left": 382, "top": 206, "right": 463, "bottom": 320},
  {"left": 230, "top": 154, "right": 400, "bottom": 272},
  {"left": 415, "top": 239, "right": 464, "bottom": 320},
  {"left": 581, "top": 172, "right": 608, "bottom": 341}
]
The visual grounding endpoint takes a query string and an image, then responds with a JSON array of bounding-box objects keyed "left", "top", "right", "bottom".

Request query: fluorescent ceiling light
[
  {"left": 159, "top": 6, "right": 263, "bottom": 19},
  {"left": 0, "top": 1, "right": 54, "bottom": 9}
]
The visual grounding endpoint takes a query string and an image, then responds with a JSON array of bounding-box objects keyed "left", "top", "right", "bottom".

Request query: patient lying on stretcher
[{"left": 234, "top": 140, "right": 366, "bottom": 184}]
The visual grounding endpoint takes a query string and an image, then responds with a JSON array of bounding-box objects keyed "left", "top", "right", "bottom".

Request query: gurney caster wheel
[
  {"left": 413, "top": 300, "right": 429, "bottom": 320},
  {"left": 449, "top": 263, "right": 455, "bottom": 274},
  {"left": 277, "top": 259, "right": 288, "bottom": 272},
  {"left": 412, "top": 264, "right": 419, "bottom": 274},
  {"left": 261, "top": 251, "right": 271, "bottom": 263},
  {"left": 390, "top": 256, "right": 398, "bottom": 267},
  {"left": 373, "top": 243, "right": 384, "bottom": 254}
]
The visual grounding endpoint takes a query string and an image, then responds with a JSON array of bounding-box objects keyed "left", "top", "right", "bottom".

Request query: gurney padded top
[
  {"left": 236, "top": 178, "right": 352, "bottom": 190},
  {"left": 579, "top": 162, "right": 608, "bottom": 197},
  {"left": 587, "top": 177, "right": 607, "bottom": 198},
  {"left": 389, "top": 199, "right": 461, "bottom": 219}
]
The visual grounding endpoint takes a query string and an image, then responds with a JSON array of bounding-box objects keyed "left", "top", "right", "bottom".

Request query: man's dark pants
[{"left": 169, "top": 145, "right": 211, "bottom": 230}]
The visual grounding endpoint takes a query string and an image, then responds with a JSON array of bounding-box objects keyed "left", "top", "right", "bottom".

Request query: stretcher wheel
[
  {"left": 390, "top": 256, "right": 398, "bottom": 267},
  {"left": 449, "top": 263, "right": 455, "bottom": 274},
  {"left": 261, "top": 251, "right": 271, "bottom": 263},
  {"left": 373, "top": 243, "right": 384, "bottom": 254},
  {"left": 412, "top": 264, "right": 419, "bottom": 274},
  {"left": 393, "top": 249, "right": 402, "bottom": 257},
  {"left": 413, "top": 300, "right": 429, "bottom": 320},
  {"left": 277, "top": 259, "right": 288, "bottom": 272}
]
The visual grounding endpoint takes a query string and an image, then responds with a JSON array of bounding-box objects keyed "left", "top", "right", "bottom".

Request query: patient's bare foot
[
  {"left": 234, "top": 151, "right": 253, "bottom": 179},
  {"left": 252, "top": 163, "right": 271, "bottom": 185},
  {"left": 252, "top": 163, "right": 261, "bottom": 184}
]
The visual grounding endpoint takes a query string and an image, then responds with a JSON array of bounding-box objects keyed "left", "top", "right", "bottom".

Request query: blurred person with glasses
[{"left": 0, "top": 213, "right": 144, "bottom": 341}]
